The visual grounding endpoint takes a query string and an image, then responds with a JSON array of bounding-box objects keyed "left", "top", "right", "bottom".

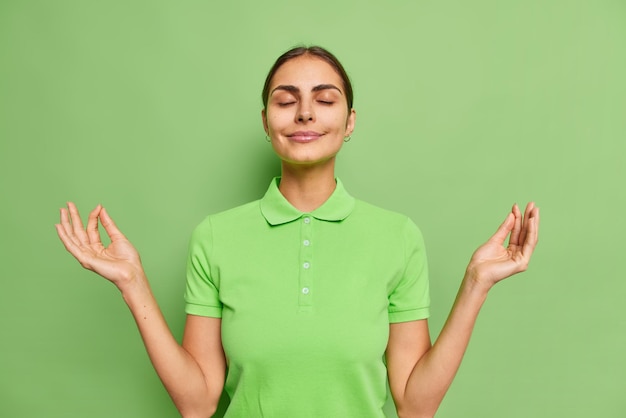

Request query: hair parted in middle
[{"left": 261, "top": 45, "right": 354, "bottom": 112}]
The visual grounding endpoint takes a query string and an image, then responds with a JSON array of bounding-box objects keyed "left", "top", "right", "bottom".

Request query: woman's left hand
[{"left": 466, "top": 202, "right": 540, "bottom": 291}]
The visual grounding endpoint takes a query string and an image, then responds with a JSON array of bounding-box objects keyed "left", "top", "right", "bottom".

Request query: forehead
[{"left": 270, "top": 56, "right": 344, "bottom": 92}]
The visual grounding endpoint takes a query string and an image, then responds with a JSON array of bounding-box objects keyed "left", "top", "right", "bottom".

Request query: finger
[
  {"left": 67, "top": 202, "right": 89, "bottom": 244},
  {"left": 522, "top": 206, "right": 540, "bottom": 257},
  {"left": 86, "top": 205, "right": 103, "bottom": 244},
  {"left": 518, "top": 202, "right": 535, "bottom": 246},
  {"left": 59, "top": 206, "right": 81, "bottom": 247},
  {"left": 488, "top": 212, "right": 515, "bottom": 246},
  {"left": 55, "top": 222, "right": 90, "bottom": 267},
  {"left": 59, "top": 206, "right": 71, "bottom": 236},
  {"left": 56, "top": 222, "right": 78, "bottom": 253},
  {"left": 509, "top": 204, "right": 522, "bottom": 248},
  {"left": 99, "top": 207, "right": 128, "bottom": 241}
]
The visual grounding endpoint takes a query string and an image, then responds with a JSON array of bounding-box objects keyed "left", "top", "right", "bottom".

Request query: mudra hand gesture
[
  {"left": 55, "top": 202, "right": 144, "bottom": 291},
  {"left": 466, "top": 202, "right": 540, "bottom": 291},
  {"left": 55, "top": 201, "right": 540, "bottom": 292}
]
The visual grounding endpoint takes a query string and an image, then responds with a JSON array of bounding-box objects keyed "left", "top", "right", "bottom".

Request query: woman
[{"left": 56, "top": 46, "right": 540, "bottom": 418}]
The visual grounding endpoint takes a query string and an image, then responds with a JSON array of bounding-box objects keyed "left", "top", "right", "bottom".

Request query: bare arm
[
  {"left": 387, "top": 203, "right": 540, "bottom": 418},
  {"left": 56, "top": 203, "right": 225, "bottom": 417}
]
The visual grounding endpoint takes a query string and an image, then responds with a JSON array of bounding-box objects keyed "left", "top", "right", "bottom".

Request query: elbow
[
  {"left": 397, "top": 411, "right": 434, "bottom": 418},
  {"left": 178, "top": 402, "right": 218, "bottom": 418},
  {"left": 395, "top": 401, "right": 437, "bottom": 418},
  {"left": 180, "top": 408, "right": 217, "bottom": 418},
  {"left": 174, "top": 386, "right": 222, "bottom": 418}
]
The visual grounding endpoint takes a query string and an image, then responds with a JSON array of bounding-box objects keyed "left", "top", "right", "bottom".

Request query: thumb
[
  {"left": 489, "top": 212, "right": 514, "bottom": 246},
  {"left": 99, "top": 207, "right": 128, "bottom": 241}
]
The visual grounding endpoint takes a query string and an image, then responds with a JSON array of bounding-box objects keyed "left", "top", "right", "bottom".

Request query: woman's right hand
[{"left": 56, "top": 202, "right": 144, "bottom": 291}]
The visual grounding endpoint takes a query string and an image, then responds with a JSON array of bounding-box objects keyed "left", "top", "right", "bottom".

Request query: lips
[{"left": 287, "top": 131, "right": 323, "bottom": 142}]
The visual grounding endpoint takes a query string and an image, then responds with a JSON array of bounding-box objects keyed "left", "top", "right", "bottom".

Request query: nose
[
  {"left": 298, "top": 111, "right": 312, "bottom": 122},
  {"left": 296, "top": 102, "right": 315, "bottom": 123}
]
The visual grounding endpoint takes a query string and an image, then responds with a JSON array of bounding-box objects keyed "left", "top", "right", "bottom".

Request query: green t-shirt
[{"left": 185, "top": 178, "right": 430, "bottom": 417}]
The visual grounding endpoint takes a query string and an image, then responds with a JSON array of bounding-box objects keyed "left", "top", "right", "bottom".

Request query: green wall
[{"left": 1, "top": 1, "right": 625, "bottom": 417}]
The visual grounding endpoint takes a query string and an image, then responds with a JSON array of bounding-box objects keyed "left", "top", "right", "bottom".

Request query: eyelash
[{"left": 277, "top": 101, "right": 334, "bottom": 106}]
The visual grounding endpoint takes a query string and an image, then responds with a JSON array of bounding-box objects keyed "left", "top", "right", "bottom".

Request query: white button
[
  {"left": 302, "top": 287, "right": 310, "bottom": 294},
  {"left": 303, "top": 217, "right": 311, "bottom": 224},
  {"left": 303, "top": 239, "right": 310, "bottom": 246},
  {"left": 303, "top": 262, "right": 310, "bottom": 269}
]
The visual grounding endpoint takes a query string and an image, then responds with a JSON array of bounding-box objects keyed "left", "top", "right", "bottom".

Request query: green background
[{"left": 1, "top": 0, "right": 625, "bottom": 417}]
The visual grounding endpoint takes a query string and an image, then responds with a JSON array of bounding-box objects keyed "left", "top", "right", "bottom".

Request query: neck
[{"left": 279, "top": 159, "right": 337, "bottom": 212}]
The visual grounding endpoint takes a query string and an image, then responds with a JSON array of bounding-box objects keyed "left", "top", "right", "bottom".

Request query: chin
[{"left": 280, "top": 154, "right": 338, "bottom": 168}]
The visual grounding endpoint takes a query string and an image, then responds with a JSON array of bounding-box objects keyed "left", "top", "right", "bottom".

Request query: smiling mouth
[{"left": 287, "top": 131, "right": 323, "bottom": 142}]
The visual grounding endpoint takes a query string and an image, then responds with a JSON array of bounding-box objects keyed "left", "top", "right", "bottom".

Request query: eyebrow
[{"left": 271, "top": 84, "right": 343, "bottom": 96}]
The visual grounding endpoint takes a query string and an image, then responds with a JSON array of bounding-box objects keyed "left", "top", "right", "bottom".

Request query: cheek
[
  {"left": 266, "top": 113, "right": 288, "bottom": 133},
  {"left": 318, "top": 108, "right": 348, "bottom": 128},
  {"left": 330, "top": 114, "right": 350, "bottom": 132}
]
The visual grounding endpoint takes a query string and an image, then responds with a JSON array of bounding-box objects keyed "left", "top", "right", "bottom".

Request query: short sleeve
[
  {"left": 388, "top": 218, "right": 430, "bottom": 323},
  {"left": 184, "top": 217, "right": 223, "bottom": 318}
]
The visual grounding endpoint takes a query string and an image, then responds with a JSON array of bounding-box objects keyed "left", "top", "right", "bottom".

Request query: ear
[
  {"left": 344, "top": 108, "right": 356, "bottom": 137},
  {"left": 261, "top": 109, "right": 269, "bottom": 135}
]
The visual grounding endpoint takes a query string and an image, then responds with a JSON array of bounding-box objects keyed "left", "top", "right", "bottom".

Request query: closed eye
[
  {"left": 317, "top": 100, "right": 334, "bottom": 105},
  {"left": 278, "top": 102, "right": 296, "bottom": 107}
]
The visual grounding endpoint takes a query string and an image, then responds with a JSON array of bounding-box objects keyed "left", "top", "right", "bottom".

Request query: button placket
[{"left": 299, "top": 215, "right": 313, "bottom": 308}]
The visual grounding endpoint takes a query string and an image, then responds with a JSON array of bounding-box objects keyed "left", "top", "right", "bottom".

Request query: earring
[
  {"left": 344, "top": 136, "right": 352, "bottom": 143},
  {"left": 265, "top": 135, "right": 271, "bottom": 142}
]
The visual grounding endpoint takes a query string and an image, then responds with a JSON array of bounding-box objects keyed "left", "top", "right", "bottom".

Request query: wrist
[
  {"left": 118, "top": 270, "right": 151, "bottom": 303},
  {"left": 462, "top": 266, "right": 493, "bottom": 297}
]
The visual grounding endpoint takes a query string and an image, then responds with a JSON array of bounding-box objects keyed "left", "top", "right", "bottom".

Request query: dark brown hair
[{"left": 261, "top": 46, "right": 354, "bottom": 111}]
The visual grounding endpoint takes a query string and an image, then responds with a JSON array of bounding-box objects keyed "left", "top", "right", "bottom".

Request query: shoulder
[
  {"left": 209, "top": 200, "right": 261, "bottom": 222},
  {"left": 191, "top": 199, "right": 262, "bottom": 237},
  {"left": 355, "top": 199, "right": 428, "bottom": 253},
  {"left": 352, "top": 199, "right": 422, "bottom": 232}
]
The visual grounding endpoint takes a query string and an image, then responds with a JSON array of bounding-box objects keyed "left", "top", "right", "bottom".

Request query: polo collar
[{"left": 260, "top": 177, "right": 355, "bottom": 226}]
